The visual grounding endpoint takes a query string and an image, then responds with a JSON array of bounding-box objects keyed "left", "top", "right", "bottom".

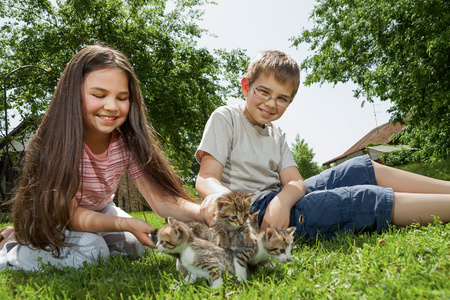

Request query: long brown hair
[{"left": 11, "top": 44, "right": 193, "bottom": 257}]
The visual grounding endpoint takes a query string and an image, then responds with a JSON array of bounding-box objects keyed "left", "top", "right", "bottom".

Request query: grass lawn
[{"left": 1, "top": 161, "right": 449, "bottom": 299}]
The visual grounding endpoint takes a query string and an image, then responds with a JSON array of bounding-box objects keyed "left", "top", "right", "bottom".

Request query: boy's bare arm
[
  {"left": 196, "top": 153, "right": 230, "bottom": 198},
  {"left": 196, "top": 153, "right": 231, "bottom": 225},
  {"left": 261, "top": 166, "right": 306, "bottom": 229}
]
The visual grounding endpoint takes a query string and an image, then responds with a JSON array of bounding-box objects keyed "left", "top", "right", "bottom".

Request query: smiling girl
[{"left": 0, "top": 44, "right": 202, "bottom": 271}]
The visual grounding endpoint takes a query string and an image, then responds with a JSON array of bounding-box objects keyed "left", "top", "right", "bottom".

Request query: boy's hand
[{"left": 260, "top": 197, "right": 291, "bottom": 229}]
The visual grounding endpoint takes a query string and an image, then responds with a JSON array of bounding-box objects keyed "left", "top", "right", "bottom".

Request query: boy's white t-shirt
[{"left": 196, "top": 104, "right": 297, "bottom": 202}]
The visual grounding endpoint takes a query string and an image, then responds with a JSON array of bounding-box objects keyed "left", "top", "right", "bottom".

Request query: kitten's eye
[
  {"left": 280, "top": 249, "right": 285, "bottom": 254},
  {"left": 231, "top": 216, "right": 238, "bottom": 220},
  {"left": 163, "top": 241, "right": 174, "bottom": 248}
]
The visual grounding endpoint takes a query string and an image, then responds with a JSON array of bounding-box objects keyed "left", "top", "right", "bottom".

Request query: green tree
[
  {"left": 0, "top": 0, "right": 249, "bottom": 182},
  {"left": 291, "top": 0, "right": 449, "bottom": 161},
  {"left": 291, "top": 134, "right": 321, "bottom": 179}
]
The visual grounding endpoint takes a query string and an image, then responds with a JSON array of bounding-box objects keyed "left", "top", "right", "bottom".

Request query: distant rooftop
[{"left": 323, "top": 121, "right": 404, "bottom": 166}]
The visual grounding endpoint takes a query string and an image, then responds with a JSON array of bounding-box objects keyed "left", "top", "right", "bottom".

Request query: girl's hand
[
  {"left": 260, "top": 197, "right": 291, "bottom": 229},
  {"left": 122, "top": 218, "right": 157, "bottom": 248},
  {"left": 200, "top": 193, "right": 223, "bottom": 226}
]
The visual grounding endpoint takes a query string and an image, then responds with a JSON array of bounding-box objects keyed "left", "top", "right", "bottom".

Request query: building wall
[
  {"left": 115, "top": 173, "right": 148, "bottom": 213},
  {"left": 335, "top": 150, "right": 365, "bottom": 165}
]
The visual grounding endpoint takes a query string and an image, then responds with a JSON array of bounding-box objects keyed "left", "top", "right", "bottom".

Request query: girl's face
[
  {"left": 81, "top": 68, "right": 130, "bottom": 140},
  {"left": 241, "top": 72, "right": 293, "bottom": 127}
]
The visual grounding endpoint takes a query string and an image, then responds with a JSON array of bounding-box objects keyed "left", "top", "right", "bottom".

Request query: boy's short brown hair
[{"left": 246, "top": 50, "right": 300, "bottom": 98}]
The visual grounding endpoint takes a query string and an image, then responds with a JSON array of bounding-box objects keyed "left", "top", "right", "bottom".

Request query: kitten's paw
[
  {"left": 233, "top": 258, "right": 248, "bottom": 281},
  {"left": 210, "top": 277, "right": 224, "bottom": 289},
  {"left": 264, "top": 260, "right": 278, "bottom": 270},
  {"left": 186, "top": 273, "right": 198, "bottom": 284}
]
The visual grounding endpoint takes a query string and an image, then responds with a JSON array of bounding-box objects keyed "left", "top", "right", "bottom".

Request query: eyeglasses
[{"left": 249, "top": 81, "right": 291, "bottom": 109}]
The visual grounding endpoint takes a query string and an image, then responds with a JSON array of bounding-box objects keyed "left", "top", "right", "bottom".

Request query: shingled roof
[{"left": 323, "top": 121, "right": 404, "bottom": 166}]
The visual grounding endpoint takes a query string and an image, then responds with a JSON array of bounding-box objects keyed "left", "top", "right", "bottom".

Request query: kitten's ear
[
  {"left": 250, "top": 210, "right": 260, "bottom": 219},
  {"left": 167, "top": 217, "right": 181, "bottom": 232},
  {"left": 286, "top": 227, "right": 296, "bottom": 237},
  {"left": 168, "top": 227, "right": 181, "bottom": 240},
  {"left": 244, "top": 193, "right": 254, "bottom": 205},
  {"left": 265, "top": 228, "right": 280, "bottom": 242},
  {"left": 166, "top": 220, "right": 183, "bottom": 239},
  {"left": 249, "top": 210, "right": 260, "bottom": 228},
  {"left": 216, "top": 198, "right": 229, "bottom": 210}
]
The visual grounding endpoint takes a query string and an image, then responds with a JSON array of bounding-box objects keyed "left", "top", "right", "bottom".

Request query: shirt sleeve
[
  {"left": 278, "top": 129, "right": 298, "bottom": 172},
  {"left": 195, "top": 106, "right": 234, "bottom": 166}
]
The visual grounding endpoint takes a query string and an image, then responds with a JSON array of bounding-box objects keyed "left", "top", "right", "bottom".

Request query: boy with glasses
[{"left": 195, "top": 50, "right": 450, "bottom": 239}]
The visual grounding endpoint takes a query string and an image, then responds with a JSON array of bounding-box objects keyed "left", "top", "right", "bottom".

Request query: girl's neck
[{"left": 84, "top": 132, "right": 114, "bottom": 158}]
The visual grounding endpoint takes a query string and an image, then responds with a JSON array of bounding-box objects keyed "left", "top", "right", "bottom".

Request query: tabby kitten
[
  {"left": 156, "top": 217, "right": 235, "bottom": 288},
  {"left": 186, "top": 191, "right": 254, "bottom": 246},
  {"left": 213, "top": 191, "right": 253, "bottom": 248},
  {"left": 183, "top": 191, "right": 254, "bottom": 281},
  {"left": 247, "top": 226, "right": 296, "bottom": 265},
  {"left": 230, "top": 211, "right": 297, "bottom": 276}
]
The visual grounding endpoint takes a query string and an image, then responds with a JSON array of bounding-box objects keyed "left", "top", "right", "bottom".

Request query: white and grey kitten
[
  {"left": 156, "top": 217, "right": 235, "bottom": 288},
  {"left": 230, "top": 211, "right": 297, "bottom": 275}
]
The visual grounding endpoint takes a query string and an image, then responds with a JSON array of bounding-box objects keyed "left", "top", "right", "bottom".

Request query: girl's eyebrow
[{"left": 89, "top": 87, "right": 129, "bottom": 95}]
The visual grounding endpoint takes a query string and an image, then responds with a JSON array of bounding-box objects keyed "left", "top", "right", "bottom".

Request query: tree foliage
[
  {"left": 290, "top": 134, "right": 322, "bottom": 179},
  {"left": 0, "top": 0, "right": 249, "bottom": 182},
  {"left": 292, "top": 0, "right": 449, "bottom": 160}
]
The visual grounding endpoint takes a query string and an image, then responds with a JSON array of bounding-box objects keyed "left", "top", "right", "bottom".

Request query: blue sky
[{"left": 195, "top": 0, "right": 392, "bottom": 164}]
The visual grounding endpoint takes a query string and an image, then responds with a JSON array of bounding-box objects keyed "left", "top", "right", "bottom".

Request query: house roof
[{"left": 322, "top": 121, "right": 404, "bottom": 166}]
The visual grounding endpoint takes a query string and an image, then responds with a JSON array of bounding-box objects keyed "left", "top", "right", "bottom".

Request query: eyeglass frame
[{"left": 249, "top": 80, "right": 292, "bottom": 109}]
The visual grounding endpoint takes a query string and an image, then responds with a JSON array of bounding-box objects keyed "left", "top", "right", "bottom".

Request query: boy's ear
[{"left": 241, "top": 77, "right": 250, "bottom": 97}]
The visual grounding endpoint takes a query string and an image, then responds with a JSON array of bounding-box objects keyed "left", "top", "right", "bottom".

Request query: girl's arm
[
  {"left": 260, "top": 166, "right": 306, "bottom": 229},
  {"left": 133, "top": 176, "right": 203, "bottom": 222},
  {"left": 69, "top": 198, "right": 157, "bottom": 248}
]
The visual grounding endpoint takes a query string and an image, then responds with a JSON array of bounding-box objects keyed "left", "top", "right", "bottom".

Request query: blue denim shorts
[{"left": 251, "top": 155, "right": 394, "bottom": 238}]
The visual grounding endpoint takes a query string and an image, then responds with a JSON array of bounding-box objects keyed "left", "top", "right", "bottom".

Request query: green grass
[
  {"left": 1, "top": 161, "right": 449, "bottom": 299},
  {"left": 396, "top": 159, "right": 450, "bottom": 181}
]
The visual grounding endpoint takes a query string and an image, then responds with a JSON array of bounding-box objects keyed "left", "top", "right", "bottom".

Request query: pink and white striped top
[{"left": 76, "top": 132, "right": 145, "bottom": 211}]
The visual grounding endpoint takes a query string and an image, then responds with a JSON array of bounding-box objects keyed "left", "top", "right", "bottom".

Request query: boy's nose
[{"left": 264, "top": 98, "right": 277, "bottom": 108}]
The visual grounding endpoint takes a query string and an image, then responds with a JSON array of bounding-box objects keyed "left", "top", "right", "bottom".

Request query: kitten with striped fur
[
  {"left": 156, "top": 217, "right": 235, "bottom": 288},
  {"left": 186, "top": 191, "right": 254, "bottom": 280},
  {"left": 155, "top": 192, "right": 297, "bottom": 286},
  {"left": 230, "top": 210, "right": 296, "bottom": 277}
]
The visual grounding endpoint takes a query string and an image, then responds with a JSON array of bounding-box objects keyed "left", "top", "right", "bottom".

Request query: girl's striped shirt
[{"left": 76, "top": 132, "right": 145, "bottom": 211}]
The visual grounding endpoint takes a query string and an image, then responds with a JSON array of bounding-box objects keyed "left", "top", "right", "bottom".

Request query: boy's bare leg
[
  {"left": 391, "top": 193, "right": 450, "bottom": 226},
  {"left": 372, "top": 161, "right": 450, "bottom": 194}
]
